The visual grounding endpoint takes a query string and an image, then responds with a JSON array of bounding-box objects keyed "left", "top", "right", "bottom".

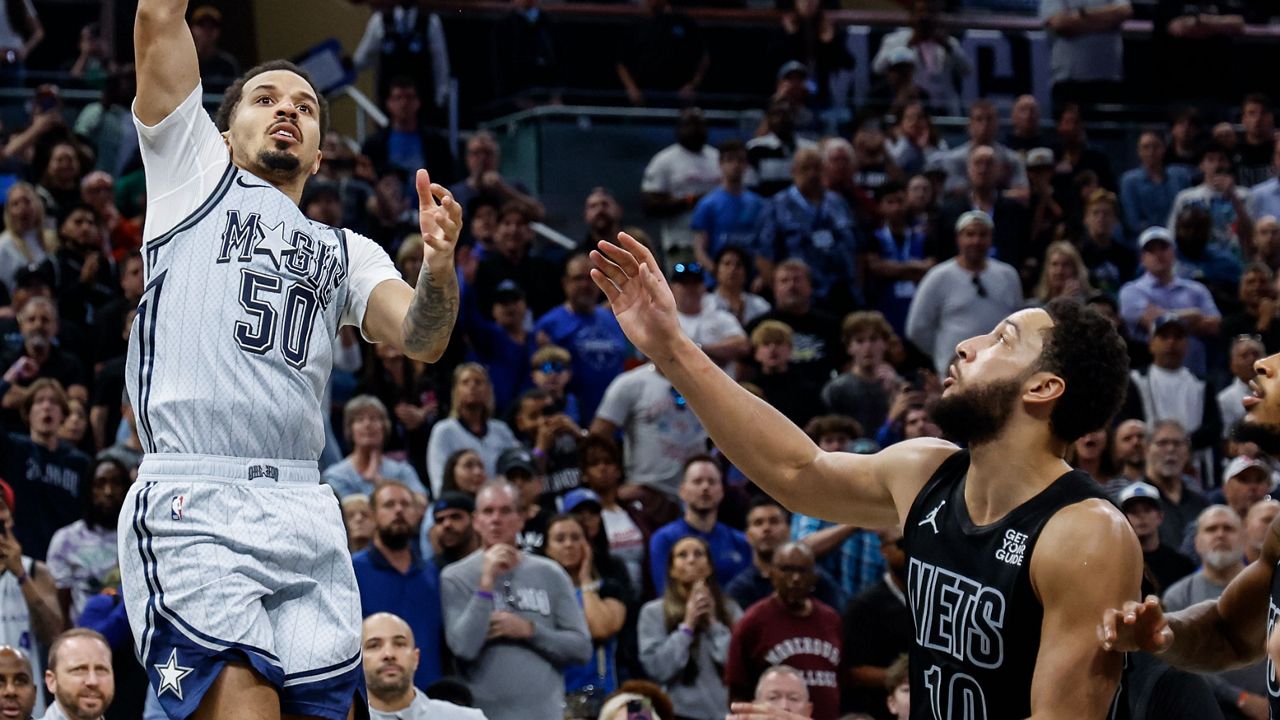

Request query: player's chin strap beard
[{"left": 255, "top": 149, "right": 303, "bottom": 181}]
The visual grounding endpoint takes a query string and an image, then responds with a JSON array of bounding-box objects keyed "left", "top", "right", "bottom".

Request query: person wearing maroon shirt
[{"left": 725, "top": 542, "right": 842, "bottom": 720}]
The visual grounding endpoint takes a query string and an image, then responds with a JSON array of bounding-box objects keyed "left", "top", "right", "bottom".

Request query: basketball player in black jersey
[
  {"left": 591, "top": 233, "right": 1142, "bottom": 719},
  {"left": 1099, "top": 351, "right": 1280, "bottom": 718}
]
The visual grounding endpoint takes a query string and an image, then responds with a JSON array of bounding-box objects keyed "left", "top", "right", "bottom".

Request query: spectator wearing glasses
[
  {"left": 905, "top": 210, "right": 1022, "bottom": 374},
  {"left": 529, "top": 345, "right": 579, "bottom": 423}
]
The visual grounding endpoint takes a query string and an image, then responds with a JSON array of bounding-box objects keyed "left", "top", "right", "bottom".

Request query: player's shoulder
[
  {"left": 871, "top": 437, "right": 959, "bottom": 476},
  {"left": 1032, "top": 497, "right": 1141, "bottom": 596}
]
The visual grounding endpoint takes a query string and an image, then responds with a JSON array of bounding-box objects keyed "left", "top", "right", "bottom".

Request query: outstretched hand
[
  {"left": 590, "top": 233, "right": 684, "bottom": 360},
  {"left": 415, "top": 169, "right": 462, "bottom": 272},
  {"left": 1097, "top": 595, "right": 1173, "bottom": 653}
]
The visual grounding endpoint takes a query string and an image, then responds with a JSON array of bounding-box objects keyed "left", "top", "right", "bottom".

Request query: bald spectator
[
  {"left": 362, "top": 613, "right": 486, "bottom": 720},
  {"left": 906, "top": 211, "right": 1023, "bottom": 374},
  {"left": 40, "top": 629, "right": 112, "bottom": 720},
  {"left": 440, "top": 481, "right": 591, "bottom": 720},
  {"left": 933, "top": 145, "right": 1031, "bottom": 269},
  {"left": 726, "top": 543, "right": 841, "bottom": 720},
  {"left": 755, "top": 147, "right": 858, "bottom": 314},
  {"left": 936, "top": 100, "right": 1028, "bottom": 195},
  {"left": 0, "top": 646, "right": 37, "bottom": 720}
]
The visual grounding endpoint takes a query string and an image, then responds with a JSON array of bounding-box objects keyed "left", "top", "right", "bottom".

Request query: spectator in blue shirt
[
  {"left": 863, "top": 180, "right": 932, "bottom": 336},
  {"left": 691, "top": 139, "right": 765, "bottom": 271},
  {"left": 1118, "top": 227, "right": 1222, "bottom": 378},
  {"left": 323, "top": 395, "right": 428, "bottom": 502},
  {"left": 1120, "top": 131, "right": 1194, "bottom": 238},
  {"left": 755, "top": 146, "right": 860, "bottom": 315},
  {"left": 459, "top": 278, "right": 537, "bottom": 415},
  {"left": 648, "top": 456, "right": 751, "bottom": 595},
  {"left": 353, "top": 481, "right": 444, "bottom": 691},
  {"left": 534, "top": 254, "right": 630, "bottom": 424}
]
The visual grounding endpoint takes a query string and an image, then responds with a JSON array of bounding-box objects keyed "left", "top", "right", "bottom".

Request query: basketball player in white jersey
[{"left": 122, "top": 2, "right": 462, "bottom": 719}]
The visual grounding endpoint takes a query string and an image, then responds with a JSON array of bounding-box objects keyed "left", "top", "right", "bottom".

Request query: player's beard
[
  {"left": 254, "top": 145, "right": 304, "bottom": 182},
  {"left": 929, "top": 376, "right": 1024, "bottom": 446},
  {"left": 1231, "top": 418, "right": 1280, "bottom": 455}
]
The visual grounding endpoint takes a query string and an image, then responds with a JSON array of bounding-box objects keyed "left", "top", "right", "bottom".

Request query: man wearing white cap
[
  {"left": 1209, "top": 455, "right": 1274, "bottom": 522},
  {"left": 1118, "top": 225, "right": 1221, "bottom": 377},
  {"left": 905, "top": 209, "right": 1022, "bottom": 373},
  {"left": 1116, "top": 481, "right": 1194, "bottom": 595}
]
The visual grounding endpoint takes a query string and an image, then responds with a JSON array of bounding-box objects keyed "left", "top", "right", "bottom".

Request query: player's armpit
[
  {"left": 1028, "top": 499, "right": 1141, "bottom": 718},
  {"left": 134, "top": 0, "right": 201, "bottom": 126}
]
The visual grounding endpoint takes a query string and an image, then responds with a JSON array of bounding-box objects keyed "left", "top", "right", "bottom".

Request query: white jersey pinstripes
[{"left": 126, "top": 85, "right": 400, "bottom": 461}]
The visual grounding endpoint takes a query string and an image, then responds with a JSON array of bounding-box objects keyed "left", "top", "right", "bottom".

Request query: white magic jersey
[{"left": 126, "top": 85, "right": 399, "bottom": 460}]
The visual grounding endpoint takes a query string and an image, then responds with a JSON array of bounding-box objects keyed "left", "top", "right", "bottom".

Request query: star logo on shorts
[
  {"left": 254, "top": 219, "right": 295, "bottom": 270},
  {"left": 154, "top": 648, "right": 193, "bottom": 700}
]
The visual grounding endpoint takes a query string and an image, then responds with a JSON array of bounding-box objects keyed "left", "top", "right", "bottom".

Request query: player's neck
[
  {"left": 233, "top": 159, "right": 307, "bottom": 205},
  {"left": 369, "top": 687, "right": 415, "bottom": 713},
  {"left": 965, "top": 431, "right": 1070, "bottom": 526}
]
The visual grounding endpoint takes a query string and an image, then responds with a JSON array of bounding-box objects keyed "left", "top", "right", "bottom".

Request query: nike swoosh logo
[{"left": 235, "top": 177, "right": 272, "bottom": 190}]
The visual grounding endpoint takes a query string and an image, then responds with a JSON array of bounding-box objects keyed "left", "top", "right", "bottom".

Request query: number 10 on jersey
[{"left": 923, "top": 665, "right": 988, "bottom": 720}]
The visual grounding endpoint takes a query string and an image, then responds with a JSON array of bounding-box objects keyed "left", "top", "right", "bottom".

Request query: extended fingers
[
  {"left": 590, "top": 268, "right": 621, "bottom": 304},
  {"left": 616, "top": 231, "right": 662, "bottom": 277},
  {"left": 597, "top": 238, "right": 641, "bottom": 278}
]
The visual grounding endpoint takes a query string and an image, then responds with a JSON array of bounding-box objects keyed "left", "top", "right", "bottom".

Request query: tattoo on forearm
[{"left": 402, "top": 264, "right": 459, "bottom": 359}]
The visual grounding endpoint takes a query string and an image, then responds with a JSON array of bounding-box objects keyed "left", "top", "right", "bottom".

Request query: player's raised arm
[
  {"left": 1028, "top": 500, "right": 1142, "bottom": 718},
  {"left": 591, "top": 234, "right": 954, "bottom": 529},
  {"left": 362, "top": 169, "right": 461, "bottom": 363},
  {"left": 134, "top": 0, "right": 200, "bottom": 125}
]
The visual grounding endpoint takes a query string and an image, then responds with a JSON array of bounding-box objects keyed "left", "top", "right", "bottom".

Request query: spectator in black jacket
[
  {"left": 472, "top": 203, "right": 564, "bottom": 317},
  {"left": 360, "top": 76, "right": 456, "bottom": 186}
]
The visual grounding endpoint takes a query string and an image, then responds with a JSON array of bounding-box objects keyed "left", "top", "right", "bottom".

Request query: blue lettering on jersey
[{"left": 217, "top": 210, "right": 262, "bottom": 263}]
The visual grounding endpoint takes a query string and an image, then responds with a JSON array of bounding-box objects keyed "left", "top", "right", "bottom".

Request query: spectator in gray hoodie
[
  {"left": 638, "top": 535, "right": 742, "bottom": 720},
  {"left": 441, "top": 480, "right": 592, "bottom": 720}
]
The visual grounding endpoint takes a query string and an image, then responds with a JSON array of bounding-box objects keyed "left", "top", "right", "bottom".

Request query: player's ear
[
  {"left": 310, "top": 148, "right": 324, "bottom": 177},
  {"left": 1024, "top": 371, "right": 1064, "bottom": 405},
  {"left": 221, "top": 131, "right": 233, "bottom": 158}
]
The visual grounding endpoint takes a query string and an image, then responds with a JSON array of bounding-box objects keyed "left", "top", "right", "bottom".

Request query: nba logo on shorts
[{"left": 170, "top": 495, "right": 185, "bottom": 521}]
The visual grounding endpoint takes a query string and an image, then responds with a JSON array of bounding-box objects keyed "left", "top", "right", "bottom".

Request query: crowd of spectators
[{"left": 3, "top": 1, "right": 1280, "bottom": 720}]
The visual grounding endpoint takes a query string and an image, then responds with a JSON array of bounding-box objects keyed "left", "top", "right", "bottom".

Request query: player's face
[
  {"left": 1236, "top": 353, "right": 1280, "bottom": 453},
  {"left": 679, "top": 461, "right": 723, "bottom": 513},
  {"left": 745, "top": 506, "right": 788, "bottom": 553},
  {"left": 545, "top": 518, "right": 586, "bottom": 572},
  {"left": 0, "top": 650, "right": 35, "bottom": 720},
  {"left": 935, "top": 309, "right": 1052, "bottom": 444},
  {"left": 756, "top": 671, "right": 811, "bottom": 715},
  {"left": 361, "top": 616, "right": 418, "bottom": 698},
  {"left": 47, "top": 637, "right": 113, "bottom": 720},
  {"left": 225, "top": 70, "right": 323, "bottom": 186}
]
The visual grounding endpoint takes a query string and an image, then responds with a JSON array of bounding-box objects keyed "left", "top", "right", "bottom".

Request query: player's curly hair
[
  {"left": 215, "top": 60, "right": 330, "bottom": 139},
  {"left": 1037, "top": 298, "right": 1130, "bottom": 443}
]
